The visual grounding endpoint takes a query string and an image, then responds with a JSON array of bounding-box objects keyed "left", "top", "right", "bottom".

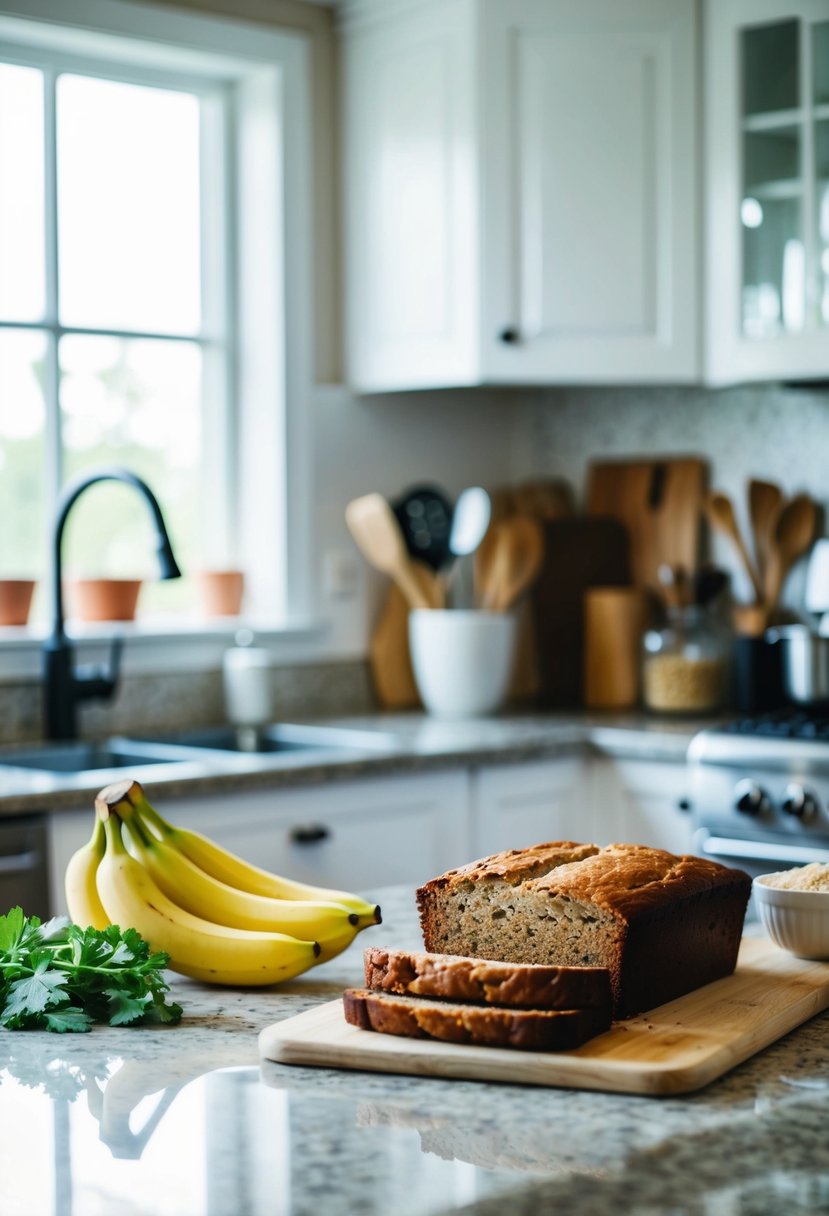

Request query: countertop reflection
[{"left": 3, "top": 887, "right": 829, "bottom": 1216}]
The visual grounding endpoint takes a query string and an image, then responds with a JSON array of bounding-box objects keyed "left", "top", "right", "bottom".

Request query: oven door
[
  {"left": 0, "top": 816, "right": 50, "bottom": 919},
  {"left": 693, "top": 829, "right": 829, "bottom": 917}
]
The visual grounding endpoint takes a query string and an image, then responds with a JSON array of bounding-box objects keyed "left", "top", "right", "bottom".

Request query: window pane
[
  {"left": 0, "top": 330, "right": 47, "bottom": 576},
  {"left": 0, "top": 64, "right": 45, "bottom": 322},
  {"left": 57, "top": 76, "right": 201, "bottom": 334},
  {"left": 814, "top": 22, "right": 829, "bottom": 105},
  {"left": 59, "top": 335, "right": 203, "bottom": 613},
  {"left": 817, "top": 127, "right": 829, "bottom": 326},
  {"left": 742, "top": 20, "right": 799, "bottom": 117}
]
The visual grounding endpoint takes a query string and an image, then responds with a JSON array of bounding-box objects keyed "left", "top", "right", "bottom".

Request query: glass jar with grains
[{"left": 642, "top": 606, "right": 729, "bottom": 714}]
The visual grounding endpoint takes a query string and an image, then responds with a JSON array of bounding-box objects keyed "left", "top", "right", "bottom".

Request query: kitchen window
[
  {"left": 0, "top": 0, "right": 313, "bottom": 669},
  {"left": 1, "top": 52, "right": 229, "bottom": 615}
]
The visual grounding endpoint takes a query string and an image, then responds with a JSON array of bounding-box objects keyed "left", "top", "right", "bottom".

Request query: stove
[{"left": 688, "top": 711, "right": 829, "bottom": 882}]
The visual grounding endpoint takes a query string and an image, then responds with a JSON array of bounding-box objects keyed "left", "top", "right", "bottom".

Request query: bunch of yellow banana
[{"left": 64, "top": 778, "right": 381, "bottom": 986}]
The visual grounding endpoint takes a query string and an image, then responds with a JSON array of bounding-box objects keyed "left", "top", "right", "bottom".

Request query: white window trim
[{"left": 0, "top": 0, "right": 317, "bottom": 678}]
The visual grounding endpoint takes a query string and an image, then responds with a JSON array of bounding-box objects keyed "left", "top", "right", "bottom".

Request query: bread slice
[
  {"left": 342, "top": 988, "right": 610, "bottom": 1051},
  {"left": 416, "top": 840, "right": 751, "bottom": 1017},
  {"left": 363, "top": 947, "right": 611, "bottom": 1010}
]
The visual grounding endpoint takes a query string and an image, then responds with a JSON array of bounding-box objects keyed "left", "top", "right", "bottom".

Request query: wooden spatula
[
  {"left": 476, "top": 517, "right": 544, "bottom": 613},
  {"left": 704, "top": 490, "right": 763, "bottom": 603},
  {"left": 748, "top": 479, "right": 784, "bottom": 584},
  {"left": 345, "top": 493, "right": 441, "bottom": 610},
  {"left": 764, "top": 493, "right": 818, "bottom": 621}
]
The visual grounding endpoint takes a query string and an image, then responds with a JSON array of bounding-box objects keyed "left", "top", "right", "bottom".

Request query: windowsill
[{"left": 0, "top": 615, "right": 330, "bottom": 680}]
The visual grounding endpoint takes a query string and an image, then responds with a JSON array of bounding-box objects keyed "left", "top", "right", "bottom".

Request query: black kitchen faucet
[{"left": 43, "top": 467, "right": 182, "bottom": 741}]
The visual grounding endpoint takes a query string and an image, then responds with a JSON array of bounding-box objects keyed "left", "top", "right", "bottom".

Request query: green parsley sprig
[{"left": 0, "top": 907, "right": 183, "bottom": 1032}]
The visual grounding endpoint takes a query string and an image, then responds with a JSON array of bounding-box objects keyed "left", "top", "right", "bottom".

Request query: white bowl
[
  {"left": 408, "top": 609, "right": 518, "bottom": 718},
  {"left": 753, "top": 875, "right": 829, "bottom": 960}
]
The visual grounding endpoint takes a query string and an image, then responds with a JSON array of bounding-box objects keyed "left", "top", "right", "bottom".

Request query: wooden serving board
[
  {"left": 586, "top": 456, "right": 706, "bottom": 597},
  {"left": 259, "top": 939, "right": 829, "bottom": 1096}
]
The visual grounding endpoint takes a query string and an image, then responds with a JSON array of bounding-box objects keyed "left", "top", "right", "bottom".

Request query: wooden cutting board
[
  {"left": 259, "top": 938, "right": 829, "bottom": 1097},
  {"left": 586, "top": 457, "right": 706, "bottom": 595},
  {"left": 369, "top": 562, "right": 443, "bottom": 709},
  {"left": 530, "top": 516, "right": 631, "bottom": 707}
]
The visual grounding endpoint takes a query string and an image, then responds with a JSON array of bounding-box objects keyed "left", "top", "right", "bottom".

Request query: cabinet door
[
  {"left": 343, "top": 0, "right": 479, "bottom": 391},
  {"left": 48, "top": 771, "right": 471, "bottom": 916},
  {"left": 482, "top": 0, "right": 698, "bottom": 384},
  {"left": 591, "top": 758, "right": 694, "bottom": 854},
  {"left": 175, "top": 772, "right": 471, "bottom": 891},
  {"left": 706, "top": 0, "right": 829, "bottom": 383},
  {"left": 472, "top": 758, "right": 590, "bottom": 857}
]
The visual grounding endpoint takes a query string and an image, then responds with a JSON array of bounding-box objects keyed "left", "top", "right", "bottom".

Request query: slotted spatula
[{"left": 346, "top": 493, "right": 441, "bottom": 611}]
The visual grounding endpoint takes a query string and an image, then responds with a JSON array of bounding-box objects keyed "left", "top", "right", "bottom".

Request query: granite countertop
[
  {"left": 0, "top": 710, "right": 709, "bottom": 816},
  {"left": 4, "top": 886, "right": 829, "bottom": 1216}
]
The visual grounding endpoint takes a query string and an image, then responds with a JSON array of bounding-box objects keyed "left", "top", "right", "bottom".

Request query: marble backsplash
[
  {"left": 516, "top": 382, "right": 829, "bottom": 605},
  {"left": 0, "top": 660, "right": 376, "bottom": 745}
]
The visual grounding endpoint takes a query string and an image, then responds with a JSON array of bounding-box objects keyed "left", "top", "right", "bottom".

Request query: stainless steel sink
[
  {"left": 140, "top": 723, "right": 399, "bottom": 755},
  {"left": 0, "top": 724, "right": 399, "bottom": 780},
  {"left": 0, "top": 738, "right": 200, "bottom": 776}
]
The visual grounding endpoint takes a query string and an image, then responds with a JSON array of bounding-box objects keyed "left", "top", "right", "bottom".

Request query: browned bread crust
[
  {"left": 363, "top": 947, "right": 611, "bottom": 1010},
  {"left": 342, "top": 988, "right": 611, "bottom": 1051},
  {"left": 416, "top": 841, "right": 751, "bottom": 1017}
]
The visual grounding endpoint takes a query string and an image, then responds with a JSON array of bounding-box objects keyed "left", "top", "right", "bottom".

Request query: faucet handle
[{"left": 75, "top": 637, "right": 123, "bottom": 702}]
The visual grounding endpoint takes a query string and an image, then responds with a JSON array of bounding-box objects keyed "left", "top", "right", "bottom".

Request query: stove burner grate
[{"left": 721, "top": 711, "right": 829, "bottom": 741}]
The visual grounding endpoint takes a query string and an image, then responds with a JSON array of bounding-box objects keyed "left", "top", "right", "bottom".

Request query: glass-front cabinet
[{"left": 706, "top": 0, "right": 829, "bottom": 383}]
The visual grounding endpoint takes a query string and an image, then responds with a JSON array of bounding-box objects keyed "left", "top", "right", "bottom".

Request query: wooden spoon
[
  {"left": 345, "top": 493, "right": 440, "bottom": 610},
  {"left": 764, "top": 493, "right": 818, "bottom": 620},
  {"left": 748, "top": 479, "right": 784, "bottom": 584},
  {"left": 704, "top": 491, "right": 763, "bottom": 603},
  {"left": 476, "top": 516, "right": 544, "bottom": 613}
]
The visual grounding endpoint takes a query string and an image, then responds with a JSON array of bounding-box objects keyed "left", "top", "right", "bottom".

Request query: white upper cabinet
[
  {"left": 343, "top": 0, "right": 479, "bottom": 390},
  {"left": 480, "top": 0, "right": 698, "bottom": 386},
  {"left": 706, "top": 0, "right": 829, "bottom": 384},
  {"left": 341, "top": 0, "right": 699, "bottom": 391}
]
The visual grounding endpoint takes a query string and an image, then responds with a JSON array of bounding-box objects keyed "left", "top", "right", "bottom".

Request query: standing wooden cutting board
[
  {"left": 259, "top": 937, "right": 829, "bottom": 1096},
  {"left": 586, "top": 457, "right": 707, "bottom": 595}
]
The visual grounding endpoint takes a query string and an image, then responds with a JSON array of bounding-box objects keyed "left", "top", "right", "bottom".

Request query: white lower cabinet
[
  {"left": 46, "top": 755, "right": 694, "bottom": 917},
  {"left": 47, "top": 770, "right": 471, "bottom": 917},
  {"left": 471, "top": 758, "right": 591, "bottom": 858},
  {"left": 590, "top": 758, "right": 695, "bottom": 854}
]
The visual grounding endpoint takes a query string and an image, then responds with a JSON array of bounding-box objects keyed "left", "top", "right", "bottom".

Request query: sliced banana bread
[
  {"left": 416, "top": 841, "right": 751, "bottom": 1017},
  {"left": 342, "top": 988, "right": 611, "bottom": 1051},
  {"left": 363, "top": 947, "right": 611, "bottom": 1010}
]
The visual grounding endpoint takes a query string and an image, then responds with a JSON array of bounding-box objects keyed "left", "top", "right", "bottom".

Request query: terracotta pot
[
  {"left": 0, "top": 580, "right": 36, "bottom": 626},
  {"left": 194, "top": 570, "right": 245, "bottom": 617},
  {"left": 66, "top": 578, "right": 142, "bottom": 622}
]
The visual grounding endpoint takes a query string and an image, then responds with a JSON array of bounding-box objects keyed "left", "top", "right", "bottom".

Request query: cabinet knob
[
  {"left": 290, "top": 824, "right": 331, "bottom": 845},
  {"left": 676, "top": 798, "right": 692, "bottom": 813},
  {"left": 498, "top": 327, "right": 520, "bottom": 344}
]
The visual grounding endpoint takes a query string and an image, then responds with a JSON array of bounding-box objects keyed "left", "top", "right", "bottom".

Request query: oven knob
[
  {"left": 733, "top": 781, "right": 770, "bottom": 816},
  {"left": 781, "top": 785, "right": 819, "bottom": 821}
]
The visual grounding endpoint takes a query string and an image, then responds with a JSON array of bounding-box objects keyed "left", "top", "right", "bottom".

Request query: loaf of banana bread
[
  {"left": 342, "top": 988, "right": 611, "bottom": 1051},
  {"left": 363, "top": 947, "right": 611, "bottom": 1010},
  {"left": 416, "top": 841, "right": 751, "bottom": 1016}
]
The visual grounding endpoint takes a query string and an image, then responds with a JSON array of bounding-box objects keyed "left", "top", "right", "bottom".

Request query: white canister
[
  {"left": 408, "top": 609, "right": 518, "bottom": 718},
  {"left": 222, "top": 645, "right": 274, "bottom": 728}
]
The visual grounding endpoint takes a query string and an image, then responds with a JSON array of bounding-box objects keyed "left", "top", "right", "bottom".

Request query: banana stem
[
  {"left": 121, "top": 810, "right": 154, "bottom": 850},
  {"left": 133, "top": 798, "right": 172, "bottom": 840},
  {"left": 102, "top": 814, "right": 127, "bottom": 857},
  {"left": 88, "top": 816, "right": 106, "bottom": 857}
]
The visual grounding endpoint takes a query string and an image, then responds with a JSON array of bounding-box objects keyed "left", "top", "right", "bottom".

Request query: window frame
[
  {"left": 0, "top": 42, "right": 235, "bottom": 560},
  {"left": 0, "top": 0, "right": 316, "bottom": 677}
]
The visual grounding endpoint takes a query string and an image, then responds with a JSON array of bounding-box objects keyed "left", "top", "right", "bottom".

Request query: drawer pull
[
  {"left": 0, "top": 848, "right": 40, "bottom": 875},
  {"left": 290, "top": 824, "right": 330, "bottom": 845}
]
